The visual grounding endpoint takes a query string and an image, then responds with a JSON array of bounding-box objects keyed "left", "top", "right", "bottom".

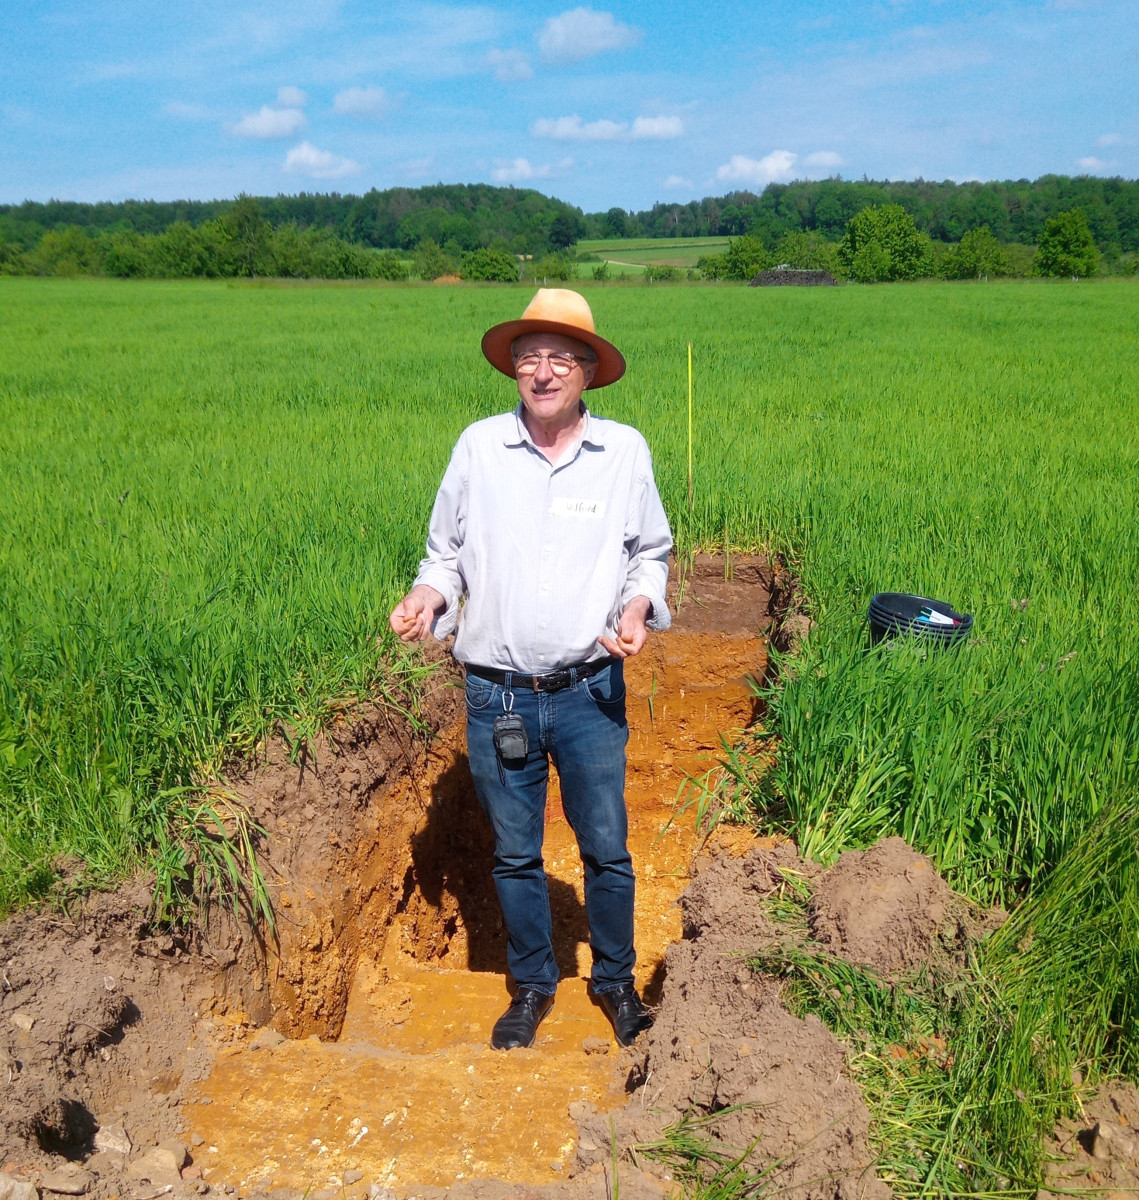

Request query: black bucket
[{"left": 868, "top": 592, "right": 973, "bottom": 647}]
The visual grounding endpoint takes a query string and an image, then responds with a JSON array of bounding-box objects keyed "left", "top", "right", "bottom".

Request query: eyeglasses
[{"left": 513, "top": 351, "right": 591, "bottom": 377}]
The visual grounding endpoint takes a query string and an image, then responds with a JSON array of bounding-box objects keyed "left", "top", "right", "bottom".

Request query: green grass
[
  {"left": 578, "top": 235, "right": 730, "bottom": 270},
  {"left": 2, "top": 277, "right": 1137, "bottom": 917}
]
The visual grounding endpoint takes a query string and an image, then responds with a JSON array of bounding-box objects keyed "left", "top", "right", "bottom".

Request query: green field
[
  {"left": 578, "top": 235, "right": 731, "bottom": 273},
  {"left": 2, "top": 276, "right": 1137, "bottom": 1191}
]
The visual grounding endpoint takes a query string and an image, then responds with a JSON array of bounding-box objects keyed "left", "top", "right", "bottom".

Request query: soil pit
[{"left": 187, "top": 556, "right": 777, "bottom": 1192}]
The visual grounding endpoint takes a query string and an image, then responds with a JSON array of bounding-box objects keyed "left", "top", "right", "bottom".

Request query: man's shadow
[{"left": 405, "top": 753, "right": 591, "bottom": 981}]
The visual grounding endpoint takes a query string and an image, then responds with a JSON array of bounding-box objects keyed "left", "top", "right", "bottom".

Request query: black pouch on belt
[{"left": 493, "top": 712, "right": 529, "bottom": 761}]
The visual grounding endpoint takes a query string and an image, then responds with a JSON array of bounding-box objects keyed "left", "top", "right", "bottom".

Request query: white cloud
[
  {"left": 532, "top": 115, "right": 625, "bottom": 140},
  {"left": 803, "top": 150, "right": 842, "bottom": 168},
  {"left": 333, "top": 86, "right": 390, "bottom": 118},
  {"left": 491, "top": 157, "right": 551, "bottom": 182},
  {"left": 1096, "top": 133, "right": 1122, "bottom": 147},
  {"left": 716, "top": 150, "right": 798, "bottom": 187},
  {"left": 486, "top": 48, "right": 533, "bottom": 81},
  {"left": 537, "top": 7, "right": 641, "bottom": 62},
  {"left": 663, "top": 174, "right": 693, "bottom": 189},
  {"left": 284, "top": 141, "right": 362, "bottom": 179},
  {"left": 532, "top": 113, "right": 683, "bottom": 141},
  {"left": 630, "top": 115, "right": 684, "bottom": 140},
  {"left": 163, "top": 101, "right": 209, "bottom": 121},
  {"left": 230, "top": 105, "right": 307, "bottom": 139},
  {"left": 277, "top": 86, "right": 308, "bottom": 108},
  {"left": 491, "top": 157, "right": 571, "bottom": 182},
  {"left": 1076, "top": 155, "right": 1108, "bottom": 171}
]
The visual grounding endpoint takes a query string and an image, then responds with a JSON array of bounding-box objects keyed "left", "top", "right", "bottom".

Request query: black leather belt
[{"left": 464, "top": 658, "right": 615, "bottom": 693}]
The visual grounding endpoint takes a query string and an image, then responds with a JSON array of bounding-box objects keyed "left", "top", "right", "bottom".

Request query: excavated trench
[{"left": 184, "top": 557, "right": 780, "bottom": 1194}]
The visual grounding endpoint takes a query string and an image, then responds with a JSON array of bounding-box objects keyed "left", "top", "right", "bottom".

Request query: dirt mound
[
  {"left": 808, "top": 837, "right": 996, "bottom": 978},
  {"left": 576, "top": 842, "right": 890, "bottom": 1200},
  {"left": 749, "top": 269, "right": 838, "bottom": 287},
  {"left": 1043, "top": 1082, "right": 1139, "bottom": 1198}
]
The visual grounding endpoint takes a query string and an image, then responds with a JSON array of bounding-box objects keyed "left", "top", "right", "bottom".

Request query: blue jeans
[{"left": 464, "top": 661, "right": 634, "bottom": 997}]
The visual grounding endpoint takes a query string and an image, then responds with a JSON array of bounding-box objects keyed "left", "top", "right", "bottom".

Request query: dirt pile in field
[
  {"left": 808, "top": 836, "right": 1001, "bottom": 978},
  {"left": 575, "top": 842, "right": 888, "bottom": 1200}
]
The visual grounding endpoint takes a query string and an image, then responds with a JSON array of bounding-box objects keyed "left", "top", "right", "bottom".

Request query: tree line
[
  {"left": 600, "top": 175, "right": 1139, "bottom": 258},
  {"left": 697, "top": 205, "right": 1109, "bottom": 281},
  {"left": 1, "top": 176, "right": 1135, "bottom": 281}
]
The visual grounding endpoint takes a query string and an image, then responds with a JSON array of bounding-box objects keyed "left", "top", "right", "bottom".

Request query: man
[{"left": 389, "top": 288, "right": 672, "bottom": 1051}]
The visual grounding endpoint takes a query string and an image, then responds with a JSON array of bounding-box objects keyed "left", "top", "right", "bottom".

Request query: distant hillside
[
  {"left": 2, "top": 175, "right": 1137, "bottom": 258},
  {"left": 0, "top": 183, "right": 587, "bottom": 258}
]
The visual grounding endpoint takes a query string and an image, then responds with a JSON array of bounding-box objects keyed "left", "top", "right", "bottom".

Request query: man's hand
[
  {"left": 389, "top": 584, "right": 446, "bottom": 643},
  {"left": 598, "top": 595, "right": 653, "bottom": 660}
]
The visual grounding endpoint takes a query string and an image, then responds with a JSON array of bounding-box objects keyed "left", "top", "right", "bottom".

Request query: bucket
[{"left": 868, "top": 592, "right": 973, "bottom": 647}]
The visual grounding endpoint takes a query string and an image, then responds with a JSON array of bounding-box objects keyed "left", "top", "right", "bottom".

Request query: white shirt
[{"left": 414, "top": 405, "right": 672, "bottom": 672}]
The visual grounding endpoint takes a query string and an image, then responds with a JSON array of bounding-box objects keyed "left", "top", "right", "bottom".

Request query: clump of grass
[
  {"left": 636, "top": 1110, "right": 775, "bottom": 1200},
  {"left": 151, "top": 789, "right": 274, "bottom": 937}
]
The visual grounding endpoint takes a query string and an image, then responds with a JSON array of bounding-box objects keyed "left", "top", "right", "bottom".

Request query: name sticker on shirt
[{"left": 550, "top": 497, "right": 607, "bottom": 518}]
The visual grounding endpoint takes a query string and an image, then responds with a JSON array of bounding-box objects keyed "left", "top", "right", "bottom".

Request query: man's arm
[
  {"left": 598, "top": 440, "right": 673, "bottom": 660},
  {"left": 388, "top": 435, "right": 468, "bottom": 643}
]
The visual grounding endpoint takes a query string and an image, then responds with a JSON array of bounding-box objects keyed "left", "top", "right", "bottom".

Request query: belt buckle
[{"left": 540, "top": 668, "right": 570, "bottom": 693}]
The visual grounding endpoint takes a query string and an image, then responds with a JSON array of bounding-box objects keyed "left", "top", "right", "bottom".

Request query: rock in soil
[
  {"left": 93, "top": 1125, "right": 132, "bottom": 1156},
  {"left": 38, "top": 1168, "right": 92, "bottom": 1196},
  {"left": 0, "top": 1174, "right": 39, "bottom": 1200},
  {"left": 247, "top": 1028, "right": 286, "bottom": 1052}
]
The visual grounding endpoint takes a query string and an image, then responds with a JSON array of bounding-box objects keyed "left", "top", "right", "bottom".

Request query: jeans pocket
[
  {"left": 585, "top": 663, "right": 626, "bottom": 707},
  {"left": 465, "top": 675, "right": 498, "bottom": 712}
]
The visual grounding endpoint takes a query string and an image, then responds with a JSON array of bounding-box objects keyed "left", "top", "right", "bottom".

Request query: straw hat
[{"left": 481, "top": 288, "right": 626, "bottom": 389}]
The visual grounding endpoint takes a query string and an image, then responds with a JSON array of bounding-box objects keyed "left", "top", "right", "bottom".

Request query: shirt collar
[{"left": 505, "top": 403, "right": 606, "bottom": 450}]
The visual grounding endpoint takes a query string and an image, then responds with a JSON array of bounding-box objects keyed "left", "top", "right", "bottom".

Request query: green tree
[
  {"left": 549, "top": 211, "right": 585, "bottom": 252},
  {"left": 26, "top": 226, "right": 100, "bottom": 275},
  {"left": 1034, "top": 208, "right": 1099, "bottom": 278},
  {"left": 773, "top": 229, "right": 838, "bottom": 272},
  {"left": 221, "top": 195, "right": 271, "bottom": 276},
  {"left": 721, "top": 234, "right": 772, "bottom": 281},
  {"left": 460, "top": 247, "right": 521, "bottom": 282},
  {"left": 412, "top": 238, "right": 452, "bottom": 280},
  {"left": 602, "top": 208, "right": 627, "bottom": 238},
  {"left": 837, "top": 204, "right": 933, "bottom": 282},
  {"left": 940, "top": 226, "right": 1010, "bottom": 280},
  {"left": 695, "top": 253, "right": 728, "bottom": 280},
  {"left": 373, "top": 250, "right": 408, "bottom": 281}
]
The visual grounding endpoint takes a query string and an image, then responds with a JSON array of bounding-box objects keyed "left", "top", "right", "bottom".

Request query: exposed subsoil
[{"left": 2, "top": 553, "right": 1128, "bottom": 1200}]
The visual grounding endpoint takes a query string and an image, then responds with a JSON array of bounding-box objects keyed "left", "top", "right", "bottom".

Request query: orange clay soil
[{"left": 188, "top": 560, "right": 773, "bottom": 1194}]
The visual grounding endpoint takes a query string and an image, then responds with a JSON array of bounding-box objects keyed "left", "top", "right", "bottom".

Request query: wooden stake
[{"left": 687, "top": 341, "right": 694, "bottom": 507}]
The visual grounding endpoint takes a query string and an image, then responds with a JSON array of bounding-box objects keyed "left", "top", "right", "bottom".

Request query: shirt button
[
  {"left": 539, "top": 655, "right": 545, "bottom": 661},
  {"left": 540, "top": 622, "right": 546, "bottom": 629}
]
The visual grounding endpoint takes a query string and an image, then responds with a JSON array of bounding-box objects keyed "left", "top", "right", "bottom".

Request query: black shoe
[
  {"left": 490, "top": 987, "right": 555, "bottom": 1050},
  {"left": 596, "top": 984, "right": 654, "bottom": 1047}
]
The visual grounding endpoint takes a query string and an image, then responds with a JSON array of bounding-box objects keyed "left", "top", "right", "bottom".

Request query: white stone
[
  {"left": 0, "top": 1172, "right": 39, "bottom": 1200},
  {"left": 93, "top": 1125, "right": 132, "bottom": 1156}
]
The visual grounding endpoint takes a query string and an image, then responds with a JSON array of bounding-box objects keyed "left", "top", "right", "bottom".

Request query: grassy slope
[
  {"left": 1, "top": 278, "right": 1137, "bottom": 917},
  {"left": 579, "top": 236, "right": 730, "bottom": 271}
]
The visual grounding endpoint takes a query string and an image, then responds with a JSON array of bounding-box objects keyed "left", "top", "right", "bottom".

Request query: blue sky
[{"left": 2, "top": 0, "right": 1136, "bottom": 211}]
